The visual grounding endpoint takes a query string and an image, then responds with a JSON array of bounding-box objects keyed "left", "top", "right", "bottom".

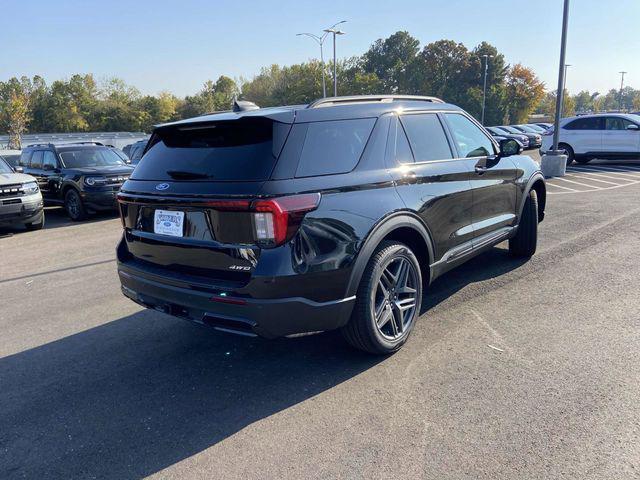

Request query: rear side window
[
  {"left": 132, "top": 118, "right": 290, "bottom": 182},
  {"left": 445, "top": 113, "right": 495, "bottom": 158},
  {"left": 564, "top": 117, "right": 603, "bottom": 130},
  {"left": 400, "top": 114, "right": 452, "bottom": 162},
  {"left": 295, "top": 118, "right": 376, "bottom": 177}
]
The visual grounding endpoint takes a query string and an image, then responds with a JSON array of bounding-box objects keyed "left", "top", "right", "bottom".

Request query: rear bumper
[{"left": 117, "top": 261, "right": 356, "bottom": 338}]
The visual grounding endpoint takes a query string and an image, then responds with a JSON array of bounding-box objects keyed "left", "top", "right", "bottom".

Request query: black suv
[
  {"left": 117, "top": 95, "right": 546, "bottom": 354},
  {"left": 19, "top": 142, "right": 134, "bottom": 220}
]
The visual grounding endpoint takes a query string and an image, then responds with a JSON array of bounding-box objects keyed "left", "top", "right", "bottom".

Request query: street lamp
[
  {"left": 560, "top": 64, "right": 571, "bottom": 117},
  {"left": 324, "top": 21, "right": 347, "bottom": 97},
  {"left": 296, "top": 32, "right": 328, "bottom": 97},
  {"left": 481, "top": 54, "right": 493, "bottom": 125},
  {"left": 619, "top": 71, "right": 627, "bottom": 111}
]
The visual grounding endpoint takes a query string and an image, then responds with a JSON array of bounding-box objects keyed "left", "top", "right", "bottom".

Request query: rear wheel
[
  {"left": 342, "top": 241, "right": 422, "bottom": 354},
  {"left": 64, "top": 189, "right": 87, "bottom": 221},
  {"left": 509, "top": 189, "right": 538, "bottom": 258},
  {"left": 559, "top": 143, "right": 574, "bottom": 166}
]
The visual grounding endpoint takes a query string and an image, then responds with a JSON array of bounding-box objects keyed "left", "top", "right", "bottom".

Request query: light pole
[
  {"left": 481, "top": 54, "right": 493, "bottom": 125},
  {"left": 324, "top": 21, "right": 346, "bottom": 97},
  {"left": 560, "top": 63, "right": 571, "bottom": 117},
  {"left": 619, "top": 71, "right": 627, "bottom": 111},
  {"left": 296, "top": 32, "right": 327, "bottom": 97},
  {"left": 552, "top": 0, "right": 570, "bottom": 154}
]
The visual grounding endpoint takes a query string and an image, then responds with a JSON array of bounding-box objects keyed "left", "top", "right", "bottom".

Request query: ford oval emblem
[{"left": 155, "top": 183, "right": 170, "bottom": 191}]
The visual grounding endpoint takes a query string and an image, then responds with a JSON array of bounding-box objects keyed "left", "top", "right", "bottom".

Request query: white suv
[{"left": 541, "top": 113, "right": 640, "bottom": 165}]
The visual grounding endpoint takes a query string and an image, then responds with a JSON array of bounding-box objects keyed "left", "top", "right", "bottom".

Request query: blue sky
[{"left": 2, "top": 0, "right": 638, "bottom": 97}]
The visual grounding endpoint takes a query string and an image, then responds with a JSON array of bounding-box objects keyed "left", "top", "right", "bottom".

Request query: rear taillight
[{"left": 251, "top": 193, "right": 321, "bottom": 247}]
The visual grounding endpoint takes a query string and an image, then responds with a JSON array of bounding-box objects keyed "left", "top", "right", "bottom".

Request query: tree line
[{"left": 1, "top": 31, "right": 638, "bottom": 149}]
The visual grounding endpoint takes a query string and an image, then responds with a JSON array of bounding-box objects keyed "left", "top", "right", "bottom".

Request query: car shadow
[
  {"left": 0, "top": 207, "right": 119, "bottom": 236},
  {"left": 421, "top": 245, "right": 529, "bottom": 313},
  {"left": 41, "top": 206, "right": 120, "bottom": 230},
  {"left": 0, "top": 311, "right": 383, "bottom": 479}
]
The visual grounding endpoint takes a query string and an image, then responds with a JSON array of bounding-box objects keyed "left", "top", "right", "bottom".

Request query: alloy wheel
[{"left": 373, "top": 255, "right": 419, "bottom": 340}]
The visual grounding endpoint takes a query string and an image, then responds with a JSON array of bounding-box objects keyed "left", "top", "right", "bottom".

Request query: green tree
[{"left": 361, "top": 31, "right": 419, "bottom": 93}]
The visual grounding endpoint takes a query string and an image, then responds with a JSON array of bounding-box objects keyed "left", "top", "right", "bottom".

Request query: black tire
[
  {"left": 341, "top": 241, "right": 423, "bottom": 355},
  {"left": 559, "top": 143, "right": 574, "bottom": 166},
  {"left": 64, "top": 189, "right": 87, "bottom": 221},
  {"left": 509, "top": 189, "right": 538, "bottom": 258},
  {"left": 25, "top": 214, "right": 45, "bottom": 231}
]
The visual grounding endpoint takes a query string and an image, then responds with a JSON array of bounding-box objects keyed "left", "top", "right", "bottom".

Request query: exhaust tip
[{"left": 202, "top": 314, "right": 257, "bottom": 337}]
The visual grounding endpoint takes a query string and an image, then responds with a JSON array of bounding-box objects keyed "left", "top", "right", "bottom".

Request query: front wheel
[
  {"left": 509, "top": 189, "right": 538, "bottom": 258},
  {"left": 64, "top": 189, "right": 87, "bottom": 221},
  {"left": 341, "top": 241, "right": 422, "bottom": 354}
]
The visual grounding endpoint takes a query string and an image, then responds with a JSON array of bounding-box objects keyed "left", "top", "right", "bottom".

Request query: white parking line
[
  {"left": 567, "top": 167, "right": 640, "bottom": 181},
  {"left": 546, "top": 182, "right": 579, "bottom": 192},
  {"left": 552, "top": 177, "right": 605, "bottom": 189},
  {"left": 563, "top": 173, "right": 626, "bottom": 186}
]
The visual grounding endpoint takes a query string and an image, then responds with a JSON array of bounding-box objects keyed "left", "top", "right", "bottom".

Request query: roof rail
[
  {"left": 26, "top": 143, "right": 56, "bottom": 148},
  {"left": 67, "top": 141, "right": 104, "bottom": 146},
  {"left": 307, "top": 95, "right": 445, "bottom": 109}
]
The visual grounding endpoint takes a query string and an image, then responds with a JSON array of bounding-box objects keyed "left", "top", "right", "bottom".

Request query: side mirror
[
  {"left": 13, "top": 166, "right": 24, "bottom": 173},
  {"left": 626, "top": 124, "right": 639, "bottom": 131},
  {"left": 499, "top": 138, "right": 522, "bottom": 157}
]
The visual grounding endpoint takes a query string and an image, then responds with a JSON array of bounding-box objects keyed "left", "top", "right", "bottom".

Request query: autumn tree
[
  {"left": 504, "top": 64, "right": 545, "bottom": 123},
  {"left": 0, "top": 77, "right": 33, "bottom": 148}
]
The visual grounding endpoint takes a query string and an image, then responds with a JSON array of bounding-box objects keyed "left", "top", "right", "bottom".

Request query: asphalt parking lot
[{"left": 1, "top": 157, "right": 640, "bottom": 479}]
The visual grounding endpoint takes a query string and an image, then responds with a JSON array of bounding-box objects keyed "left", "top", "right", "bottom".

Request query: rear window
[
  {"left": 132, "top": 118, "right": 290, "bottom": 182},
  {"left": 295, "top": 118, "right": 376, "bottom": 177}
]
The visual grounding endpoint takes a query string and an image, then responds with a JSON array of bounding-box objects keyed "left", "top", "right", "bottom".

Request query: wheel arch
[
  {"left": 345, "top": 212, "right": 435, "bottom": 298},
  {"left": 61, "top": 182, "right": 81, "bottom": 198},
  {"left": 520, "top": 173, "right": 546, "bottom": 223}
]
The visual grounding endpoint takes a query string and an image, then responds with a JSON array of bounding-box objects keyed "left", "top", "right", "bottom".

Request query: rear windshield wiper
[{"left": 166, "top": 170, "right": 214, "bottom": 180}]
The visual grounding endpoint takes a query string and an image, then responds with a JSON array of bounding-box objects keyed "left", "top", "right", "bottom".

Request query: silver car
[{"left": 0, "top": 158, "right": 44, "bottom": 230}]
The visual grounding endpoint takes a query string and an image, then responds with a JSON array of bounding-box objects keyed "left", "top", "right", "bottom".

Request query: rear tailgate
[
  {"left": 118, "top": 116, "right": 292, "bottom": 287},
  {"left": 118, "top": 183, "right": 263, "bottom": 288}
]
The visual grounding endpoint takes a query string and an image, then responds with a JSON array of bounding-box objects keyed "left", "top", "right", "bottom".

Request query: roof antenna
[{"left": 232, "top": 98, "right": 260, "bottom": 112}]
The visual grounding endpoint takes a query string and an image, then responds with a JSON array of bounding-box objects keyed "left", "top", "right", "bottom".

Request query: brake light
[{"left": 252, "top": 193, "right": 321, "bottom": 247}]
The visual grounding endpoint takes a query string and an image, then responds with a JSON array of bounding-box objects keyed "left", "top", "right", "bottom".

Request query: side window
[
  {"left": 43, "top": 151, "right": 58, "bottom": 169},
  {"left": 386, "top": 117, "right": 414, "bottom": 165},
  {"left": 605, "top": 117, "right": 633, "bottom": 130},
  {"left": 19, "top": 151, "right": 32, "bottom": 167},
  {"left": 295, "top": 118, "right": 376, "bottom": 177},
  {"left": 30, "top": 151, "right": 44, "bottom": 169},
  {"left": 565, "top": 117, "right": 603, "bottom": 130},
  {"left": 444, "top": 113, "right": 495, "bottom": 158},
  {"left": 400, "top": 114, "right": 452, "bottom": 162}
]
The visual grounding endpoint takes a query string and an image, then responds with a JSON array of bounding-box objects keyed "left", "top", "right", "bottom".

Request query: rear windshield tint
[
  {"left": 295, "top": 118, "right": 376, "bottom": 177},
  {"left": 131, "top": 118, "right": 291, "bottom": 182}
]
